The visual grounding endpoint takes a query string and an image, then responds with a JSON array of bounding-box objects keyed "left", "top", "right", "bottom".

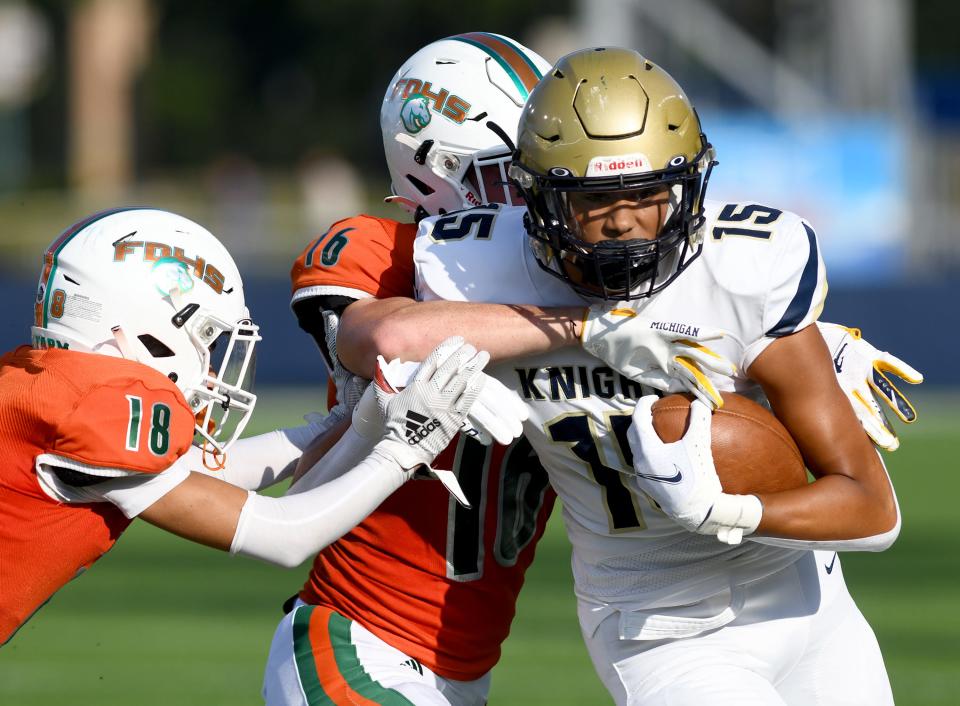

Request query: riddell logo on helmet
[
  {"left": 586, "top": 154, "right": 651, "bottom": 177},
  {"left": 391, "top": 78, "right": 472, "bottom": 124},
  {"left": 113, "top": 241, "right": 226, "bottom": 294}
]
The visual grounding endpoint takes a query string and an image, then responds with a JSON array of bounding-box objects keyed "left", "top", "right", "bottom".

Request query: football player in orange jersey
[{"left": 0, "top": 206, "right": 520, "bottom": 649}]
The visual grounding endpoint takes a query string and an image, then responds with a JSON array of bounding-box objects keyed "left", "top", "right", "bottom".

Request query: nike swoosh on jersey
[
  {"left": 635, "top": 465, "right": 683, "bottom": 484},
  {"left": 825, "top": 552, "right": 838, "bottom": 574}
]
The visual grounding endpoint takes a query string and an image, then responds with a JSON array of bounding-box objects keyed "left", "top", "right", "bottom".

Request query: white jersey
[{"left": 413, "top": 200, "right": 826, "bottom": 614}]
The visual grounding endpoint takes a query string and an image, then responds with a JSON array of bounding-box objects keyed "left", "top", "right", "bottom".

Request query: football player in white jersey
[{"left": 335, "top": 47, "right": 924, "bottom": 705}]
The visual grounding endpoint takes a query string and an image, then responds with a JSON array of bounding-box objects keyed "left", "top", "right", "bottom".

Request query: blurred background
[
  {"left": 0, "top": 0, "right": 958, "bottom": 383},
  {"left": 0, "top": 1, "right": 957, "bottom": 704}
]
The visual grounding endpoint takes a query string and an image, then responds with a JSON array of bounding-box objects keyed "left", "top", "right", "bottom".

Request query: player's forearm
[
  {"left": 230, "top": 445, "right": 408, "bottom": 567},
  {"left": 337, "top": 296, "right": 584, "bottom": 377},
  {"left": 743, "top": 325, "right": 901, "bottom": 545},
  {"left": 184, "top": 414, "right": 340, "bottom": 491},
  {"left": 139, "top": 419, "right": 394, "bottom": 561},
  {"left": 752, "top": 469, "right": 899, "bottom": 544},
  {"left": 745, "top": 408, "right": 901, "bottom": 542},
  {"left": 288, "top": 417, "right": 378, "bottom": 494}
]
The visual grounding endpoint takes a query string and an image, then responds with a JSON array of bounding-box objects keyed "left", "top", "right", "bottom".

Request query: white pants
[
  {"left": 263, "top": 601, "right": 491, "bottom": 706},
  {"left": 582, "top": 551, "right": 893, "bottom": 706}
]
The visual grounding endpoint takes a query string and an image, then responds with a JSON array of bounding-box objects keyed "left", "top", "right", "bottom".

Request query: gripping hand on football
[
  {"left": 372, "top": 337, "right": 488, "bottom": 472},
  {"left": 581, "top": 305, "right": 736, "bottom": 410},
  {"left": 818, "top": 322, "right": 923, "bottom": 451},
  {"left": 628, "top": 396, "right": 762, "bottom": 544}
]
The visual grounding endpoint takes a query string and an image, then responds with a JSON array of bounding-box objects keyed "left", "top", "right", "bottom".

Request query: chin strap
[{"left": 201, "top": 441, "right": 228, "bottom": 471}]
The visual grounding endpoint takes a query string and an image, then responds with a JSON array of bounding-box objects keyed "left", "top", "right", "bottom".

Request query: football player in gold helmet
[
  {"left": 335, "top": 47, "right": 920, "bottom": 705},
  {"left": 511, "top": 47, "right": 716, "bottom": 301}
]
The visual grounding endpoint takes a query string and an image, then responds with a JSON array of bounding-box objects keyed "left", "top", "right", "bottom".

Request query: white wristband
[{"left": 698, "top": 493, "right": 763, "bottom": 545}]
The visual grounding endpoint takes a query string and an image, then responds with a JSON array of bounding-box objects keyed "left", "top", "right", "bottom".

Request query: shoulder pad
[
  {"left": 53, "top": 362, "right": 194, "bottom": 474},
  {"left": 291, "top": 215, "right": 416, "bottom": 304},
  {"left": 701, "top": 200, "right": 826, "bottom": 337},
  {"left": 414, "top": 205, "right": 542, "bottom": 304}
]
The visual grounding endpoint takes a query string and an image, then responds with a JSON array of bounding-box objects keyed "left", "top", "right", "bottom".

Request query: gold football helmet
[{"left": 510, "top": 47, "right": 716, "bottom": 300}]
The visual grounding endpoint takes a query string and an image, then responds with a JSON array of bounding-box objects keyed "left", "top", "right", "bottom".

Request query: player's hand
[
  {"left": 374, "top": 336, "right": 487, "bottom": 471},
  {"left": 323, "top": 310, "right": 370, "bottom": 412},
  {"left": 818, "top": 322, "right": 923, "bottom": 451},
  {"left": 627, "top": 396, "right": 762, "bottom": 544},
  {"left": 581, "top": 305, "right": 736, "bottom": 410},
  {"left": 372, "top": 350, "right": 527, "bottom": 446},
  {"left": 459, "top": 374, "right": 528, "bottom": 445},
  {"left": 627, "top": 396, "right": 722, "bottom": 531}
]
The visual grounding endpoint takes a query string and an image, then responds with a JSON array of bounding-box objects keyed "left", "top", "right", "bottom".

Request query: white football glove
[
  {"left": 581, "top": 305, "right": 736, "bottom": 410},
  {"left": 818, "top": 322, "right": 923, "bottom": 452},
  {"left": 371, "top": 354, "right": 527, "bottom": 446},
  {"left": 374, "top": 336, "right": 487, "bottom": 472},
  {"left": 323, "top": 310, "right": 370, "bottom": 412},
  {"left": 628, "top": 396, "right": 762, "bottom": 544}
]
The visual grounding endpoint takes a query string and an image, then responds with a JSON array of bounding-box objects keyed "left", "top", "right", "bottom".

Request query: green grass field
[{"left": 2, "top": 388, "right": 958, "bottom": 705}]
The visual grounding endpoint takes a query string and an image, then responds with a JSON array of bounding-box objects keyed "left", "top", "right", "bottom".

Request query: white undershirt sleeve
[
  {"left": 229, "top": 444, "right": 409, "bottom": 567},
  {"left": 287, "top": 423, "right": 377, "bottom": 494},
  {"left": 35, "top": 453, "right": 191, "bottom": 519},
  {"left": 187, "top": 411, "right": 344, "bottom": 491}
]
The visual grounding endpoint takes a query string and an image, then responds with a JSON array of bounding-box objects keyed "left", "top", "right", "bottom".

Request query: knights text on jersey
[
  {"left": 413, "top": 200, "right": 826, "bottom": 610},
  {"left": 0, "top": 347, "right": 194, "bottom": 644},
  {"left": 290, "top": 215, "right": 416, "bottom": 305}
]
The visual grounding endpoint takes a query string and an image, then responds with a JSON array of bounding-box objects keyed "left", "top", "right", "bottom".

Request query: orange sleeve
[
  {"left": 290, "top": 215, "right": 416, "bottom": 304},
  {"left": 52, "top": 373, "right": 194, "bottom": 474}
]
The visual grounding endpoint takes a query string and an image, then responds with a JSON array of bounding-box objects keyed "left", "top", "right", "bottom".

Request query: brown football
[{"left": 651, "top": 393, "right": 808, "bottom": 495}]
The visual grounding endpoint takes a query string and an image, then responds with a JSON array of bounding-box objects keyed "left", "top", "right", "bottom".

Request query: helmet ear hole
[
  {"left": 137, "top": 334, "right": 175, "bottom": 358},
  {"left": 406, "top": 175, "right": 435, "bottom": 196}
]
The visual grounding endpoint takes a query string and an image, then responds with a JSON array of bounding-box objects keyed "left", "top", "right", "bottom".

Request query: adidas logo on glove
[{"left": 405, "top": 410, "right": 442, "bottom": 445}]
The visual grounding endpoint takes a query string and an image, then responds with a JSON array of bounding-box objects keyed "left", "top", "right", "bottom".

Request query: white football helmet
[
  {"left": 31, "top": 208, "right": 260, "bottom": 452},
  {"left": 380, "top": 32, "right": 551, "bottom": 219}
]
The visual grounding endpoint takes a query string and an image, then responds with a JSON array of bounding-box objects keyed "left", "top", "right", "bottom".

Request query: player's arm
[
  {"left": 746, "top": 324, "right": 899, "bottom": 541},
  {"left": 337, "top": 295, "right": 585, "bottom": 377},
  {"left": 628, "top": 218, "right": 899, "bottom": 547},
  {"left": 138, "top": 443, "right": 404, "bottom": 567},
  {"left": 135, "top": 338, "right": 501, "bottom": 567},
  {"left": 185, "top": 412, "right": 341, "bottom": 491},
  {"left": 627, "top": 325, "right": 900, "bottom": 548},
  {"left": 290, "top": 413, "right": 351, "bottom": 485}
]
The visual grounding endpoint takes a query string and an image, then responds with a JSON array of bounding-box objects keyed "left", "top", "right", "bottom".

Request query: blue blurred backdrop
[{"left": 0, "top": 0, "right": 957, "bottom": 389}]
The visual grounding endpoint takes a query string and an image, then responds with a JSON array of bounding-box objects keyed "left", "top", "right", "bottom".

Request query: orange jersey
[
  {"left": 291, "top": 215, "right": 557, "bottom": 680},
  {"left": 0, "top": 347, "right": 194, "bottom": 644},
  {"left": 291, "top": 214, "right": 417, "bottom": 411},
  {"left": 290, "top": 215, "right": 416, "bottom": 305}
]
